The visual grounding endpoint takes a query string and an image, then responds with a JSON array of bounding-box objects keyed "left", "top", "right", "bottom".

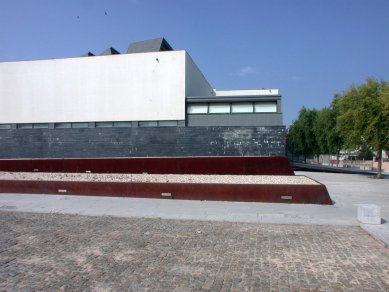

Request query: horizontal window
[
  {"left": 33, "top": 123, "right": 49, "bottom": 129},
  {"left": 17, "top": 123, "right": 49, "bottom": 129},
  {"left": 96, "top": 122, "right": 113, "bottom": 128},
  {"left": 0, "top": 124, "right": 11, "bottom": 129},
  {"left": 231, "top": 102, "right": 253, "bottom": 113},
  {"left": 71, "top": 122, "right": 89, "bottom": 128},
  {"left": 55, "top": 123, "right": 71, "bottom": 128},
  {"left": 188, "top": 101, "right": 278, "bottom": 115},
  {"left": 4, "top": 121, "right": 178, "bottom": 129},
  {"left": 113, "top": 121, "right": 132, "bottom": 127},
  {"left": 187, "top": 104, "right": 208, "bottom": 114},
  {"left": 254, "top": 102, "right": 277, "bottom": 113},
  {"left": 158, "top": 121, "right": 178, "bottom": 127},
  {"left": 17, "top": 123, "right": 33, "bottom": 129},
  {"left": 209, "top": 103, "right": 231, "bottom": 114},
  {"left": 139, "top": 121, "right": 158, "bottom": 127}
]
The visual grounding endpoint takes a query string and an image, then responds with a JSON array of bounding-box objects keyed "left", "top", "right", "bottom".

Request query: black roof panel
[
  {"left": 100, "top": 47, "right": 120, "bottom": 56},
  {"left": 127, "top": 37, "right": 173, "bottom": 54}
]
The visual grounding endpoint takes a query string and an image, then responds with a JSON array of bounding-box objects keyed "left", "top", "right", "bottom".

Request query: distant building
[{"left": 0, "top": 38, "right": 285, "bottom": 158}]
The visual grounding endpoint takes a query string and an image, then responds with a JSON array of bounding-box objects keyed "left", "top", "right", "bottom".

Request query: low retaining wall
[
  {"left": 0, "top": 156, "right": 294, "bottom": 175},
  {"left": 0, "top": 156, "right": 333, "bottom": 204},
  {"left": 0, "top": 178, "right": 333, "bottom": 205}
]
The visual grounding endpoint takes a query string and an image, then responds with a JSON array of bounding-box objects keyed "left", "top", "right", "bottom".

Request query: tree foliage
[
  {"left": 287, "top": 107, "right": 320, "bottom": 162},
  {"left": 336, "top": 78, "right": 389, "bottom": 177},
  {"left": 288, "top": 78, "right": 389, "bottom": 178},
  {"left": 314, "top": 107, "right": 342, "bottom": 154}
]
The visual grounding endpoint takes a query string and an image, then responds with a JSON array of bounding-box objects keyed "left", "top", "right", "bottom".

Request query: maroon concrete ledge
[
  {"left": 0, "top": 156, "right": 294, "bottom": 175},
  {"left": 0, "top": 179, "right": 332, "bottom": 205}
]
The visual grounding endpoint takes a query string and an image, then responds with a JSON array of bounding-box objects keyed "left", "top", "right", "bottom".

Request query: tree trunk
[{"left": 377, "top": 148, "right": 383, "bottom": 179}]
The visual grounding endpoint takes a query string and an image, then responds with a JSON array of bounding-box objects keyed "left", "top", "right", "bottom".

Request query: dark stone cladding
[{"left": 0, "top": 126, "right": 286, "bottom": 159}]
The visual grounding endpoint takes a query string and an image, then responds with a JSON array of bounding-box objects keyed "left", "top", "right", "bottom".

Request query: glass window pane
[
  {"left": 158, "top": 120, "right": 178, "bottom": 127},
  {"left": 139, "top": 121, "right": 158, "bottom": 127},
  {"left": 55, "top": 123, "right": 71, "bottom": 128},
  {"left": 254, "top": 102, "right": 277, "bottom": 113},
  {"left": 209, "top": 103, "right": 230, "bottom": 113},
  {"left": 72, "top": 122, "right": 89, "bottom": 128},
  {"left": 96, "top": 122, "right": 113, "bottom": 128},
  {"left": 17, "top": 123, "right": 33, "bottom": 129},
  {"left": 33, "top": 123, "right": 49, "bottom": 128},
  {"left": 0, "top": 124, "right": 11, "bottom": 129},
  {"left": 113, "top": 121, "right": 132, "bottom": 127},
  {"left": 187, "top": 104, "right": 208, "bottom": 114},
  {"left": 231, "top": 102, "right": 253, "bottom": 113}
]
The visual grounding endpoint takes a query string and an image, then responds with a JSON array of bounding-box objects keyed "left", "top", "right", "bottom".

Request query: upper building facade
[{"left": 0, "top": 38, "right": 282, "bottom": 129}]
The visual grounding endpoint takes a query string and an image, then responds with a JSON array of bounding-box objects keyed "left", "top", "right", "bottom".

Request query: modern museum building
[{"left": 0, "top": 38, "right": 286, "bottom": 158}]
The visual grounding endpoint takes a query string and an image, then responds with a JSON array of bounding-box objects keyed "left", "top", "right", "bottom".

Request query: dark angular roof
[
  {"left": 81, "top": 52, "right": 95, "bottom": 57},
  {"left": 127, "top": 37, "right": 173, "bottom": 54},
  {"left": 100, "top": 47, "right": 120, "bottom": 56}
]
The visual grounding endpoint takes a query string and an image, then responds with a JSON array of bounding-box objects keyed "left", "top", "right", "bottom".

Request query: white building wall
[{"left": 0, "top": 51, "right": 187, "bottom": 123}]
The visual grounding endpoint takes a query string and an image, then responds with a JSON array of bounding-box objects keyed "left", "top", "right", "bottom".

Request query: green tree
[
  {"left": 336, "top": 78, "right": 389, "bottom": 178},
  {"left": 314, "top": 105, "right": 343, "bottom": 166},
  {"left": 313, "top": 107, "right": 341, "bottom": 164},
  {"left": 287, "top": 107, "right": 320, "bottom": 163},
  {"left": 287, "top": 119, "right": 304, "bottom": 160}
]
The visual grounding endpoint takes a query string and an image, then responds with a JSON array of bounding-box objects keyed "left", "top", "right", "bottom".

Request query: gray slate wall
[
  {"left": 187, "top": 113, "right": 283, "bottom": 127},
  {"left": 0, "top": 126, "right": 286, "bottom": 158}
]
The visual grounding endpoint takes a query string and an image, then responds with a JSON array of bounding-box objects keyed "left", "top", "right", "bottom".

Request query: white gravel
[{"left": 0, "top": 172, "right": 319, "bottom": 185}]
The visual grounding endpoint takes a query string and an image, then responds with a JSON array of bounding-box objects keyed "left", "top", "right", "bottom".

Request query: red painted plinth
[
  {"left": 0, "top": 156, "right": 294, "bottom": 175},
  {"left": 0, "top": 179, "right": 333, "bottom": 205}
]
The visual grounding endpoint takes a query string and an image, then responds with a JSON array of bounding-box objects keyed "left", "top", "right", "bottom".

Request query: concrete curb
[{"left": 360, "top": 223, "right": 389, "bottom": 247}]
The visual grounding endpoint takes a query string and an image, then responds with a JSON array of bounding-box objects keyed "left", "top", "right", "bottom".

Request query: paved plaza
[
  {"left": 0, "top": 171, "right": 389, "bottom": 290},
  {"left": 1, "top": 211, "right": 389, "bottom": 291}
]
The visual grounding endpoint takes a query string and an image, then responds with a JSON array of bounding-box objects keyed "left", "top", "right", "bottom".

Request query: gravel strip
[{"left": 0, "top": 172, "right": 319, "bottom": 185}]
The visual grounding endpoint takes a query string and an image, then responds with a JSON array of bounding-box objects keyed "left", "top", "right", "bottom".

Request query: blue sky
[{"left": 1, "top": 0, "right": 388, "bottom": 126}]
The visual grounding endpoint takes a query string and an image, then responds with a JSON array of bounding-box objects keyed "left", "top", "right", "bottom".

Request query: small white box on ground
[{"left": 358, "top": 204, "right": 381, "bottom": 225}]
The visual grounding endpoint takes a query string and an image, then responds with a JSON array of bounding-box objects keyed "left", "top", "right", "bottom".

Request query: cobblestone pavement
[{"left": 1, "top": 211, "right": 388, "bottom": 291}]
